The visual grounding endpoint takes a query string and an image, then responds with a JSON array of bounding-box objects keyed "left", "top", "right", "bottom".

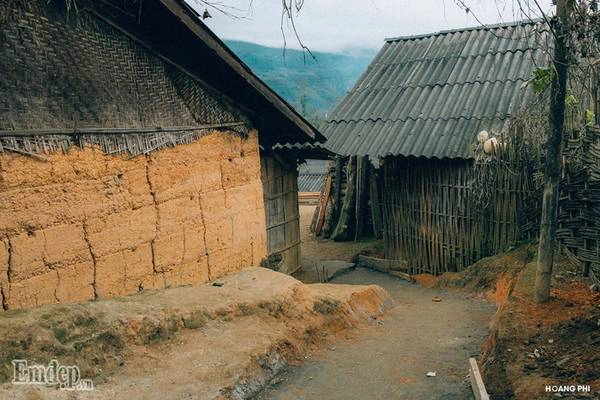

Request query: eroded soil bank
[
  {"left": 432, "top": 244, "right": 600, "bottom": 399},
  {"left": 0, "top": 268, "right": 392, "bottom": 400}
]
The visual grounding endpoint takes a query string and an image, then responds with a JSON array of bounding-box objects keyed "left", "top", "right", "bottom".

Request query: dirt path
[
  {"left": 257, "top": 268, "right": 495, "bottom": 400},
  {"left": 294, "top": 205, "right": 382, "bottom": 283}
]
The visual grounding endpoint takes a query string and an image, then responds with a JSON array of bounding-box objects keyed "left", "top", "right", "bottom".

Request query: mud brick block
[
  {"left": 183, "top": 226, "right": 207, "bottom": 264},
  {"left": 0, "top": 239, "right": 9, "bottom": 286},
  {"left": 205, "top": 221, "right": 233, "bottom": 254},
  {"left": 123, "top": 244, "right": 155, "bottom": 294},
  {"left": 95, "top": 251, "right": 127, "bottom": 298},
  {"left": 10, "top": 230, "right": 48, "bottom": 281},
  {"left": 153, "top": 233, "right": 185, "bottom": 273},
  {"left": 164, "top": 257, "right": 209, "bottom": 288},
  {"left": 55, "top": 261, "right": 95, "bottom": 303},
  {"left": 87, "top": 206, "right": 156, "bottom": 257},
  {"left": 199, "top": 189, "right": 228, "bottom": 225},
  {"left": 157, "top": 196, "right": 202, "bottom": 235},
  {"left": 122, "top": 167, "right": 154, "bottom": 208},
  {"left": 8, "top": 270, "right": 59, "bottom": 309},
  {"left": 43, "top": 223, "right": 90, "bottom": 266}
]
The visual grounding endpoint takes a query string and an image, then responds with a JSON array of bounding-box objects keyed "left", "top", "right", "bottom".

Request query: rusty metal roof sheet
[{"left": 322, "top": 20, "right": 550, "bottom": 159}]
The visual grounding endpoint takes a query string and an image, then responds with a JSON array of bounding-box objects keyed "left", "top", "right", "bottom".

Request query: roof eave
[{"left": 161, "top": 0, "right": 325, "bottom": 143}]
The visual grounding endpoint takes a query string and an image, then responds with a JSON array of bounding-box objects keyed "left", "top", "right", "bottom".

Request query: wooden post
[
  {"left": 594, "top": 64, "right": 600, "bottom": 126},
  {"left": 535, "top": 0, "right": 572, "bottom": 303},
  {"left": 310, "top": 188, "right": 322, "bottom": 233},
  {"left": 469, "top": 358, "right": 490, "bottom": 400},
  {"left": 370, "top": 166, "right": 383, "bottom": 238},
  {"left": 315, "top": 175, "right": 333, "bottom": 235},
  {"left": 333, "top": 156, "right": 344, "bottom": 219},
  {"left": 355, "top": 157, "right": 369, "bottom": 240},
  {"left": 331, "top": 157, "right": 357, "bottom": 241},
  {"left": 320, "top": 156, "right": 345, "bottom": 238},
  {"left": 321, "top": 195, "right": 336, "bottom": 238}
]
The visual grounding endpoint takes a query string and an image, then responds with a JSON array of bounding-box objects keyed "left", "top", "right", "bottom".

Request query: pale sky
[{"left": 188, "top": 0, "right": 555, "bottom": 53}]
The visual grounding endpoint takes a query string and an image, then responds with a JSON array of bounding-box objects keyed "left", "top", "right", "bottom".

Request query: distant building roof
[
  {"left": 322, "top": 20, "right": 550, "bottom": 159},
  {"left": 297, "top": 160, "right": 329, "bottom": 192}
]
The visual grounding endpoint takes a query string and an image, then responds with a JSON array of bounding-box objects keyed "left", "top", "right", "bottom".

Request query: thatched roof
[{"left": 0, "top": 0, "right": 324, "bottom": 156}]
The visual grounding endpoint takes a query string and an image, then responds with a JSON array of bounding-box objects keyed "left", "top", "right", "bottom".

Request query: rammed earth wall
[{"left": 0, "top": 130, "right": 268, "bottom": 310}]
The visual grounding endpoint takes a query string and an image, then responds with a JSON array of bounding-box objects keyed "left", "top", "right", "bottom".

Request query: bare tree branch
[{"left": 280, "top": 0, "right": 314, "bottom": 60}]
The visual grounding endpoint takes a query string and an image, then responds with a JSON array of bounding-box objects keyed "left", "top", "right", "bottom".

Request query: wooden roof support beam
[{"left": 0, "top": 122, "right": 246, "bottom": 137}]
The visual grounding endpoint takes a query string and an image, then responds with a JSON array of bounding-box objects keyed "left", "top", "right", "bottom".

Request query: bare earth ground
[
  {"left": 484, "top": 261, "right": 600, "bottom": 399},
  {"left": 256, "top": 206, "right": 496, "bottom": 400},
  {"left": 461, "top": 248, "right": 600, "bottom": 399},
  {"left": 413, "top": 245, "right": 600, "bottom": 399},
  {"left": 257, "top": 268, "right": 495, "bottom": 400},
  {"left": 0, "top": 268, "right": 392, "bottom": 400},
  {"left": 294, "top": 206, "right": 383, "bottom": 283}
]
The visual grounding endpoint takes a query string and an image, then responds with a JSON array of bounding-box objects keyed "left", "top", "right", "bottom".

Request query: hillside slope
[{"left": 225, "top": 40, "right": 375, "bottom": 126}]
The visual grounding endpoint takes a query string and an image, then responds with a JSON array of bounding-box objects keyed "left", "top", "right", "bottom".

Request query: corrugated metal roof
[
  {"left": 297, "top": 174, "right": 326, "bottom": 192},
  {"left": 297, "top": 160, "right": 329, "bottom": 192},
  {"left": 322, "top": 20, "right": 550, "bottom": 159},
  {"left": 272, "top": 141, "right": 327, "bottom": 150},
  {"left": 299, "top": 159, "right": 330, "bottom": 174}
]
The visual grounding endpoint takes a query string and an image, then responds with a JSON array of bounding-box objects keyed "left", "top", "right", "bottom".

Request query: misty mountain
[{"left": 225, "top": 40, "right": 376, "bottom": 127}]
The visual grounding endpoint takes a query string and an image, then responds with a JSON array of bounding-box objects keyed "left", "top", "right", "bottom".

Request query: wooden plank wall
[
  {"left": 318, "top": 156, "right": 380, "bottom": 239},
  {"left": 298, "top": 192, "right": 321, "bottom": 205},
  {"left": 381, "top": 153, "right": 530, "bottom": 275},
  {"left": 261, "top": 155, "right": 301, "bottom": 274}
]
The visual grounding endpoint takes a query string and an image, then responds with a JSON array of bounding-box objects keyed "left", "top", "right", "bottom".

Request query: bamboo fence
[
  {"left": 380, "top": 131, "right": 536, "bottom": 275},
  {"left": 379, "top": 124, "right": 600, "bottom": 277},
  {"left": 557, "top": 126, "right": 600, "bottom": 282}
]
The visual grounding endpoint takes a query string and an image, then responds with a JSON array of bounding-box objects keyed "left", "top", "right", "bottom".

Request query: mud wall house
[
  {"left": 0, "top": 0, "right": 324, "bottom": 310},
  {"left": 322, "top": 21, "right": 551, "bottom": 275}
]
